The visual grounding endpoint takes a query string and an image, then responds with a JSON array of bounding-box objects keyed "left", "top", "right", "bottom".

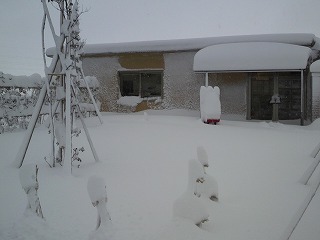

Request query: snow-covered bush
[
  {"left": 19, "top": 164, "right": 44, "bottom": 219},
  {"left": 173, "top": 159, "right": 209, "bottom": 227},
  {"left": 87, "top": 175, "right": 112, "bottom": 240},
  {"left": 196, "top": 146, "right": 219, "bottom": 201},
  {"left": 0, "top": 72, "right": 46, "bottom": 133},
  {"left": 197, "top": 146, "right": 209, "bottom": 169},
  {"left": 200, "top": 86, "right": 221, "bottom": 124}
]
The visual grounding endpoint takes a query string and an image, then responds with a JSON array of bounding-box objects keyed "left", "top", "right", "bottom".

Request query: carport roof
[{"left": 193, "top": 42, "right": 312, "bottom": 72}]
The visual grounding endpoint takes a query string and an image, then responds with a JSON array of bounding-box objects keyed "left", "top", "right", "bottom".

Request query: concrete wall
[
  {"left": 82, "top": 51, "right": 248, "bottom": 119},
  {"left": 162, "top": 51, "right": 203, "bottom": 110},
  {"left": 208, "top": 73, "right": 247, "bottom": 118}
]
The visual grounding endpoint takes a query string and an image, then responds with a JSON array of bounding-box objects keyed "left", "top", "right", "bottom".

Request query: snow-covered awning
[{"left": 193, "top": 42, "right": 312, "bottom": 72}]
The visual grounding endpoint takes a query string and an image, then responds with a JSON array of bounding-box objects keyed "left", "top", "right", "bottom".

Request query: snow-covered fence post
[
  {"left": 173, "top": 159, "right": 209, "bottom": 227},
  {"left": 19, "top": 164, "right": 44, "bottom": 219},
  {"left": 87, "top": 176, "right": 112, "bottom": 238},
  {"left": 196, "top": 146, "right": 219, "bottom": 201}
]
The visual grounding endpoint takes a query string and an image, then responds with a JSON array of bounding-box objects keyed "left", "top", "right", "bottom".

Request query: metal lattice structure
[{"left": 14, "top": 0, "right": 102, "bottom": 172}]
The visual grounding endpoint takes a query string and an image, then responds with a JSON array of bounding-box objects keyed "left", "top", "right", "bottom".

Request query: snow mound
[
  {"left": 197, "top": 174, "right": 219, "bottom": 201},
  {"left": 200, "top": 86, "right": 221, "bottom": 123},
  {"left": 87, "top": 175, "right": 108, "bottom": 205},
  {"left": 117, "top": 96, "right": 143, "bottom": 107},
  {"left": 308, "top": 118, "right": 320, "bottom": 130},
  {"left": 173, "top": 160, "right": 209, "bottom": 226},
  {"left": 19, "top": 164, "right": 38, "bottom": 191},
  {"left": 197, "top": 146, "right": 209, "bottom": 168}
]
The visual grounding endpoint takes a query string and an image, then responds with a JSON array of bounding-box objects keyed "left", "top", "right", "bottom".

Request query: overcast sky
[{"left": 1, "top": 0, "right": 320, "bottom": 76}]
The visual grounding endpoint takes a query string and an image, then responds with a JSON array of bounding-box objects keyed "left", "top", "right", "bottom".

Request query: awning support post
[
  {"left": 300, "top": 70, "right": 304, "bottom": 126},
  {"left": 205, "top": 72, "right": 209, "bottom": 87}
]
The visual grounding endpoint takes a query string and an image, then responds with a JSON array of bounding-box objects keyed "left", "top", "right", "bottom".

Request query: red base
[{"left": 206, "top": 119, "right": 220, "bottom": 125}]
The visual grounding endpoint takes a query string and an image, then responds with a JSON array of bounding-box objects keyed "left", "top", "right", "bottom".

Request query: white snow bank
[
  {"left": 194, "top": 42, "right": 312, "bottom": 72},
  {"left": 116, "top": 96, "right": 143, "bottom": 107},
  {"left": 307, "top": 118, "right": 320, "bottom": 130},
  {"left": 173, "top": 159, "right": 209, "bottom": 225},
  {"left": 19, "top": 164, "right": 38, "bottom": 191},
  {"left": 200, "top": 86, "right": 221, "bottom": 122},
  {"left": 1, "top": 114, "right": 320, "bottom": 240},
  {"left": 197, "top": 146, "right": 209, "bottom": 168}
]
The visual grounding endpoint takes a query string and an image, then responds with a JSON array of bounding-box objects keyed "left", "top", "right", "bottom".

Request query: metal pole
[
  {"left": 205, "top": 72, "right": 208, "bottom": 87},
  {"left": 300, "top": 70, "right": 304, "bottom": 126}
]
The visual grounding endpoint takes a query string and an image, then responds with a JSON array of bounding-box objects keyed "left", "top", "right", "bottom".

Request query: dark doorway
[{"left": 250, "top": 72, "right": 301, "bottom": 121}]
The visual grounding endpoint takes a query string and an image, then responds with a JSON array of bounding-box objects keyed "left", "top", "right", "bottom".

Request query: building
[{"left": 80, "top": 33, "right": 320, "bottom": 125}]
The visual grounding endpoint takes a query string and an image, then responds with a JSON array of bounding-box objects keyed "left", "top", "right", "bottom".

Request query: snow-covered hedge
[{"left": 0, "top": 72, "right": 100, "bottom": 133}]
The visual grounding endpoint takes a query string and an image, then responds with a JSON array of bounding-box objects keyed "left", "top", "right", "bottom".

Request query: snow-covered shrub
[
  {"left": 197, "top": 174, "right": 219, "bottom": 202},
  {"left": 200, "top": 86, "right": 221, "bottom": 124},
  {"left": 197, "top": 146, "right": 209, "bottom": 169},
  {"left": 196, "top": 146, "right": 219, "bottom": 201},
  {"left": 0, "top": 72, "right": 44, "bottom": 133},
  {"left": 173, "top": 159, "right": 209, "bottom": 227},
  {"left": 87, "top": 175, "right": 112, "bottom": 240},
  {"left": 19, "top": 164, "right": 44, "bottom": 219}
]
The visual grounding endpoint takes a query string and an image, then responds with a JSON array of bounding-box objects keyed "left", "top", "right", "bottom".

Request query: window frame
[{"left": 118, "top": 70, "right": 163, "bottom": 98}]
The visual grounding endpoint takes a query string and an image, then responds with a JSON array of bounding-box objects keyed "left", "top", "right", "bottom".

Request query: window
[{"left": 119, "top": 71, "right": 162, "bottom": 98}]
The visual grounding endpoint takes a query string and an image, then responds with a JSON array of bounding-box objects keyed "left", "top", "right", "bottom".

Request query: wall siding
[
  {"left": 208, "top": 73, "right": 247, "bottom": 117},
  {"left": 82, "top": 51, "right": 247, "bottom": 118}
]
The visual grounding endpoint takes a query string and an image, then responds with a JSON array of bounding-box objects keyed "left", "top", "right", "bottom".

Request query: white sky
[{"left": 1, "top": 0, "right": 320, "bottom": 76}]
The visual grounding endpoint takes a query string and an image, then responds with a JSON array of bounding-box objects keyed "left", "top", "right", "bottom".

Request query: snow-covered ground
[{"left": 1, "top": 110, "right": 320, "bottom": 240}]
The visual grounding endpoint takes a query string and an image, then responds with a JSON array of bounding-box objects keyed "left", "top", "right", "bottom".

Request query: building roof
[
  {"left": 193, "top": 42, "right": 312, "bottom": 72},
  {"left": 79, "top": 33, "right": 319, "bottom": 56}
]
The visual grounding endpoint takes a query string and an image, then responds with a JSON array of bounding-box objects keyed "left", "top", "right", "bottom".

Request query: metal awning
[{"left": 193, "top": 42, "right": 312, "bottom": 72}]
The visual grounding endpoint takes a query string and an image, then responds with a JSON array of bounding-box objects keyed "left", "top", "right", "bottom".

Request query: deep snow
[{"left": 1, "top": 110, "right": 320, "bottom": 240}]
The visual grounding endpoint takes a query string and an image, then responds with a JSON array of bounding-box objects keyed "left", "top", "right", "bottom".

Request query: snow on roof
[
  {"left": 81, "top": 33, "right": 318, "bottom": 56},
  {"left": 310, "top": 60, "right": 320, "bottom": 73},
  {"left": 193, "top": 42, "right": 312, "bottom": 72}
]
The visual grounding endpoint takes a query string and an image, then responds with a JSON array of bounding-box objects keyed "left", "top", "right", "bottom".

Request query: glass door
[
  {"left": 250, "top": 73, "right": 274, "bottom": 120},
  {"left": 250, "top": 72, "right": 301, "bottom": 121}
]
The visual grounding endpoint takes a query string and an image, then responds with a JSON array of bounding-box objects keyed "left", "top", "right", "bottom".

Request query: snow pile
[
  {"left": 87, "top": 175, "right": 108, "bottom": 206},
  {"left": 116, "top": 96, "right": 143, "bottom": 107},
  {"left": 200, "top": 86, "right": 221, "bottom": 123},
  {"left": 307, "top": 118, "right": 320, "bottom": 130},
  {"left": 87, "top": 175, "right": 113, "bottom": 240},
  {"left": 19, "top": 164, "right": 38, "bottom": 192},
  {"left": 173, "top": 159, "right": 209, "bottom": 227},
  {"left": 19, "top": 164, "right": 44, "bottom": 219},
  {"left": 197, "top": 146, "right": 209, "bottom": 168},
  {"left": 196, "top": 146, "right": 218, "bottom": 201}
]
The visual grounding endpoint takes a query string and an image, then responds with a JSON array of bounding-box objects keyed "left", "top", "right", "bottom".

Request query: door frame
[{"left": 247, "top": 70, "right": 305, "bottom": 125}]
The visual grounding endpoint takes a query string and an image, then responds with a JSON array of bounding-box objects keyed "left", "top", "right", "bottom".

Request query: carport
[{"left": 193, "top": 42, "right": 312, "bottom": 124}]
